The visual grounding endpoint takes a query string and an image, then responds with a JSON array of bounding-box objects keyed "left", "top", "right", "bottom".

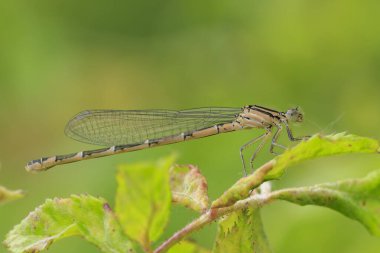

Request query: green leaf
[
  {"left": 168, "top": 240, "right": 211, "bottom": 253},
  {"left": 266, "top": 133, "right": 380, "bottom": 179},
  {"left": 115, "top": 156, "right": 174, "bottom": 249},
  {"left": 212, "top": 133, "right": 380, "bottom": 208},
  {"left": 213, "top": 208, "right": 271, "bottom": 253},
  {"left": 4, "top": 195, "right": 135, "bottom": 253},
  {"left": 170, "top": 164, "right": 209, "bottom": 212},
  {"left": 0, "top": 186, "right": 24, "bottom": 204},
  {"left": 272, "top": 169, "right": 380, "bottom": 236}
]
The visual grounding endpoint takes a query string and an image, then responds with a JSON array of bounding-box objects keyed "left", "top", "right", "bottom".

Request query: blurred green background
[{"left": 1, "top": 0, "right": 380, "bottom": 252}]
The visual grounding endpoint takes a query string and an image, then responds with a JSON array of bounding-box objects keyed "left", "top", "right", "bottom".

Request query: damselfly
[{"left": 26, "top": 105, "right": 308, "bottom": 174}]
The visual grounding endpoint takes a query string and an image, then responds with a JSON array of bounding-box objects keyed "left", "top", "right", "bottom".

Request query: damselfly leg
[
  {"left": 245, "top": 122, "right": 309, "bottom": 176},
  {"left": 240, "top": 132, "right": 269, "bottom": 176},
  {"left": 249, "top": 130, "right": 272, "bottom": 172},
  {"left": 283, "top": 120, "right": 310, "bottom": 141},
  {"left": 239, "top": 129, "right": 272, "bottom": 176},
  {"left": 269, "top": 125, "right": 286, "bottom": 155}
]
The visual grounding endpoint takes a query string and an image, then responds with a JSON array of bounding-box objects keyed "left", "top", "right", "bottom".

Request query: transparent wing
[{"left": 65, "top": 107, "right": 241, "bottom": 146}]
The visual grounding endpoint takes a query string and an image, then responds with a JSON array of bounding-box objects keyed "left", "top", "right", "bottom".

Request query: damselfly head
[{"left": 285, "top": 107, "right": 304, "bottom": 123}]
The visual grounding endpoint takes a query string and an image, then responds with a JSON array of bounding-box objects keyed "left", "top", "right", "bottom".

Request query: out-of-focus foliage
[
  {"left": 0, "top": 186, "right": 23, "bottom": 204},
  {"left": 4, "top": 195, "right": 135, "bottom": 253},
  {"left": 1, "top": 0, "right": 380, "bottom": 252},
  {"left": 5, "top": 156, "right": 212, "bottom": 253},
  {"left": 115, "top": 157, "right": 173, "bottom": 249},
  {"left": 167, "top": 240, "right": 211, "bottom": 253}
]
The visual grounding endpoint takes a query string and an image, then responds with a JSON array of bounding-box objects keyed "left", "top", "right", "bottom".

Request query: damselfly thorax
[{"left": 26, "top": 105, "right": 308, "bottom": 175}]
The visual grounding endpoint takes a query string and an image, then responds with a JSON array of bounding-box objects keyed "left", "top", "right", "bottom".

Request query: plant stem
[{"left": 153, "top": 193, "right": 273, "bottom": 253}]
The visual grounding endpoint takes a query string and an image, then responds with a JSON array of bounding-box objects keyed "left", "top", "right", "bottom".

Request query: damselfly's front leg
[
  {"left": 283, "top": 120, "right": 310, "bottom": 141},
  {"left": 269, "top": 125, "right": 286, "bottom": 155},
  {"left": 240, "top": 131, "right": 270, "bottom": 176}
]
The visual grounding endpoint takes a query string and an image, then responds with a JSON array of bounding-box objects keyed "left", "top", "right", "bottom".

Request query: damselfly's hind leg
[
  {"left": 249, "top": 131, "right": 271, "bottom": 173},
  {"left": 283, "top": 121, "right": 310, "bottom": 141},
  {"left": 269, "top": 125, "right": 286, "bottom": 155},
  {"left": 240, "top": 131, "right": 270, "bottom": 176}
]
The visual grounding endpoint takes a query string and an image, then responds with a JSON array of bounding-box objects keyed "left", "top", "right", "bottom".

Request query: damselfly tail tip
[{"left": 25, "top": 159, "right": 47, "bottom": 172}]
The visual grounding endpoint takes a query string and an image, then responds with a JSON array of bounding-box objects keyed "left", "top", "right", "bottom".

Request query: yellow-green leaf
[
  {"left": 212, "top": 133, "right": 380, "bottom": 208},
  {"left": 168, "top": 240, "right": 211, "bottom": 253},
  {"left": 115, "top": 156, "right": 174, "bottom": 249},
  {"left": 170, "top": 164, "right": 209, "bottom": 212},
  {"left": 266, "top": 133, "right": 380, "bottom": 179},
  {"left": 213, "top": 208, "right": 271, "bottom": 253},
  {"left": 4, "top": 195, "right": 135, "bottom": 253},
  {"left": 272, "top": 169, "right": 380, "bottom": 236}
]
